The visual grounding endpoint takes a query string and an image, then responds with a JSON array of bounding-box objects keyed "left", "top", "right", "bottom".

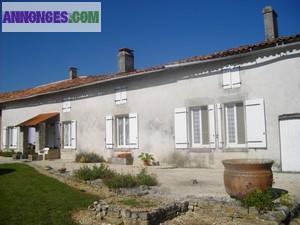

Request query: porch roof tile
[{"left": 17, "top": 112, "right": 59, "bottom": 126}]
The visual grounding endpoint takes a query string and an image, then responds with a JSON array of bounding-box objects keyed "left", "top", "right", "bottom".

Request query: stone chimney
[
  {"left": 118, "top": 48, "right": 134, "bottom": 73},
  {"left": 69, "top": 67, "right": 77, "bottom": 79},
  {"left": 262, "top": 6, "right": 279, "bottom": 41}
]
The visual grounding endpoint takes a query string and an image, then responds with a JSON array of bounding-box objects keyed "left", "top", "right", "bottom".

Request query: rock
[
  {"left": 121, "top": 209, "right": 131, "bottom": 218},
  {"left": 90, "top": 179, "right": 103, "bottom": 186},
  {"left": 88, "top": 205, "right": 95, "bottom": 211},
  {"left": 44, "top": 165, "right": 53, "bottom": 170},
  {"left": 192, "top": 179, "right": 198, "bottom": 184},
  {"left": 139, "top": 212, "right": 150, "bottom": 220},
  {"left": 58, "top": 168, "right": 66, "bottom": 173}
]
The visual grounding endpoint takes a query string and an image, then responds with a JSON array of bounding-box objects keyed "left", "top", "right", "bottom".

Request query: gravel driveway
[{"left": 1, "top": 157, "right": 299, "bottom": 202}]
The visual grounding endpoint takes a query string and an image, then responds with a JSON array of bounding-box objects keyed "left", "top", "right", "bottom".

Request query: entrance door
[{"left": 279, "top": 114, "right": 300, "bottom": 172}]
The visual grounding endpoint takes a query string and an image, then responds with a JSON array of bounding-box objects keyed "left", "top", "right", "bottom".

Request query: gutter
[{"left": 164, "top": 41, "right": 300, "bottom": 68}]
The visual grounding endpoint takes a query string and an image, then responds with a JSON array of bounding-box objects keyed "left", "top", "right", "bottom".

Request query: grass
[{"left": 0, "top": 163, "right": 98, "bottom": 225}]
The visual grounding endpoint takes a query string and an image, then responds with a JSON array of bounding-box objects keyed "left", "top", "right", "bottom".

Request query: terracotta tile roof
[
  {"left": 17, "top": 112, "right": 59, "bottom": 126},
  {"left": 0, "top": 34, "right": 299, "bottom": 104}
]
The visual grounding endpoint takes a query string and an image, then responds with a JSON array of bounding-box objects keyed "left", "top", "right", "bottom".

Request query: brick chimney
[
  {"left": 118, "top": 48, "right": 134, "bottom": 73},
  {"left": 262, "top": 6, "right": 279, "bottom": 41},
  {"left": 69, "top": 67, "right": 77, "bottom": 79}
]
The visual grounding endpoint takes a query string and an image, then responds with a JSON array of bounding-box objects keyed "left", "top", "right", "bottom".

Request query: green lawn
[{"left": 0, "top": 163, "right": 98, "bottom": 225}]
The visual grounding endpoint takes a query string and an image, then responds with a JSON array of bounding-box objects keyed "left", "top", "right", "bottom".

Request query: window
[
  {"left": 225, "top": 103, "right": 246, "bottom": 147},
  {"left": 105, "top": 113, "right": 138, "bottom": 149},
  {"left": 115, "top": 87, "right": 127, "bottom": 104},
  {"left": 174, "top": 105, "right": 215, "bottom": 149},
  {"left": 190, "top": 106, "right": 210, "bottom": 147},
  {"left": 62, "top": 121, "right": 76, "bottom": 149},
  {"left": 222, "top": 67, "right": 241, "bottom": 89},
  {"left": 3, "top": 127, "right": 18, "bottom": 149},
  {"left": 116, "top": 115, "right": 130, "bottom": 147},
  {"left": 174, "top": 99, "right": 266, "bottom": 150}
]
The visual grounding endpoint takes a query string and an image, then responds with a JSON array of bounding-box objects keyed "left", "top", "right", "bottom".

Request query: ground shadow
[
  {"left": 0, "top": 168, "right": 16, "bottom": 176},
  {"left": 271, "top": 187, "right": 288, "bottom": 199}
]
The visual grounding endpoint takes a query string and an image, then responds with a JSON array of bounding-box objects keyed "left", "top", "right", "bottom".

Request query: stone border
[{"left": 89, "top": 200, "right": 189, "bottom": 225}]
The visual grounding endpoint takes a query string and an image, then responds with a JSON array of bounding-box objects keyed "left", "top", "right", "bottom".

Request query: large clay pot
[{"left": 222, "top": 159, "right": 273, "bottom": 199}]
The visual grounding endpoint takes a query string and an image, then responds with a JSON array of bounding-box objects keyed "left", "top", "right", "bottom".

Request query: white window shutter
[
  {"left": 231, "top": 67, "right": 241, "bottom": 88},
  {"left": 12, "top": 127, "right": 18, "bottom": 149},
  {"left": 115, "top": 88, "right": 121, "bottom": 104},
  {"left": 62, "top": 101, "right": 71, "bottom": 112},
  {"left": 71, "top": 120, "right": 77, "bottom": 149},
  {"left": 174, "top": 107, "right": 188, "bottom": 148},
  {"left": 245, "top": 99, "right": 266, "bottom": 148},
  {"left": 208, "top": 105, "right": 216, "bottom": 148},
  {"left": 222, "top": 68, "right": 231, "bottom": 89},
  {"left": 129, "top": 113, "right": 138, "bottom": 148},
  {"left": 2, "top": 127, "right": 7, "bottom": 149},
  {"left": 121, "top": 87, "right": 127, "bottom": 103},
  {"left": 105, "top": 116, "right": 113, "bottom": 148},
  {"left": 216, "top": 104, "right": 223, "bottom": 148}
]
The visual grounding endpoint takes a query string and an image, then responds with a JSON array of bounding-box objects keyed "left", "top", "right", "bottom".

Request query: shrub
[
  {"left": 75, "top": 152, "right": 105, "bottom": 163},
  {"left": 73, "top": 164, "right": 116, "bottom": 181},
  {"left": 104, "top": 174, "right": 137, "bottom": 189},
  {"left": 104, "top": 169, "right": 157, "bottom": 190},
  {"left": 136, "top": 169, "right": 158, "bottom": 186},
  {"left": 241, "top": 188, "right": 274, "bottom": 213},
  {"left": 0, "top": 150, "right": 14, "bottom": 157},
  {"left": 74, "top": 165, "right": 158, "bottom": 190},
  {"left": 280, "top": 193, "right": 294, "bottom": 207}
]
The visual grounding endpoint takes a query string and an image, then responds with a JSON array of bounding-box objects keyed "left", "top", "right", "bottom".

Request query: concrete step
[{"left": 60, "top": 150, "right": 76, "bottom": 161}]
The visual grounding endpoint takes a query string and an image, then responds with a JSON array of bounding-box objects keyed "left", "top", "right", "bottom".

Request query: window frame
[
  {"left": 115, "top": 86, "right": 127, "bottom": 105},
  {"left": 62, "top": 121, "right": 72, "bottom": 149},
  {"left": 7, "top": 126, "right": 18, "bottom": 149},
  {"left": 190, "top": 106, "right": 210, "bottom": 148},
  {"left": 116, "top": 115, "right": 130, "bottom": 148},
  {"left": 225, "top": 102, "right": 246, "bottom": 148}
]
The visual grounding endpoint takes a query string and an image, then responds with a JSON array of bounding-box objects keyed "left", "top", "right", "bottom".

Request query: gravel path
[{"left": 1, "top": 157, "right": 299, "bottom": 202}]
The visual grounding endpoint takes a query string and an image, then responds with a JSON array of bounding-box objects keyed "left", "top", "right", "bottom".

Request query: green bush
[
  {"left": 0, "top": 150, "right": 14, "bottom": 157},
  {"left": 136, "top": 169, "right": 158, "bottom": 186},
  {"left": 73, "top": 164, "right": 116, "bottom": 181},
  {"left": 241, "top": 188, "right": 274, "bottom": 213},
  {"left": 280, "top": 193, "right": 294, "bottom": 207},
  {"left": 104, "top": 174, "right": 137, "bottom": 189},
  {"left": 75, "top": 152, "right": 105, "bottom": 163},
  {"left": 104, "top": 169, "right": 157, "bottom": 190},
  {"left": 74, "top": 165, "right": 158, "bottom": 190}
]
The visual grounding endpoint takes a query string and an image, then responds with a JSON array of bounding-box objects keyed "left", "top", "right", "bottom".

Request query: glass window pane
[
  {"left": 64, "top": 122, "right": 70, "bottom": 147},
  {"left": 125, "top": 116, "right": 129, "bottom": 145},
  {"left": 192, "top": 109, "right": 201, "bottom": 144},
  {"left": 118, "top": 117, "right": 124, "bottom": 146},
  {"left": 227, "top": 106, "right": 236, "bottom": 143}
]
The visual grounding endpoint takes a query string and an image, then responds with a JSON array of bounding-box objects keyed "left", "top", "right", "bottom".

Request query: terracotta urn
[{"left": 222, "top": 159, "right": 274, "bottom": 199}]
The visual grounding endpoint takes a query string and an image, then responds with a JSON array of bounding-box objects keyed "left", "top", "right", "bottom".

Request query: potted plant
[
  {"left": 12, "top": 151, "right": 22, "bottom": 160},
  {"left": 138, "top": 152, "right": 154, "bottom": 166}
]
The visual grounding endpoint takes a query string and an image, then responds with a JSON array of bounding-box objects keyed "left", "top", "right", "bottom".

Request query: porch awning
[{"left": 17, "top": 112, "right": 59, "bottom": 126}]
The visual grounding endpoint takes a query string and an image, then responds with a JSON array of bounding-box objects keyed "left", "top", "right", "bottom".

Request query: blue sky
[{"left": 0, "top": 0, "right": 299, "bottom": 92}]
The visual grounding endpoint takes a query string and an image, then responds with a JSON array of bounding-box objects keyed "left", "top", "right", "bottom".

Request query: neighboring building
[{"left": 1, "top": 7, "right": 300, "bottom": 171}]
